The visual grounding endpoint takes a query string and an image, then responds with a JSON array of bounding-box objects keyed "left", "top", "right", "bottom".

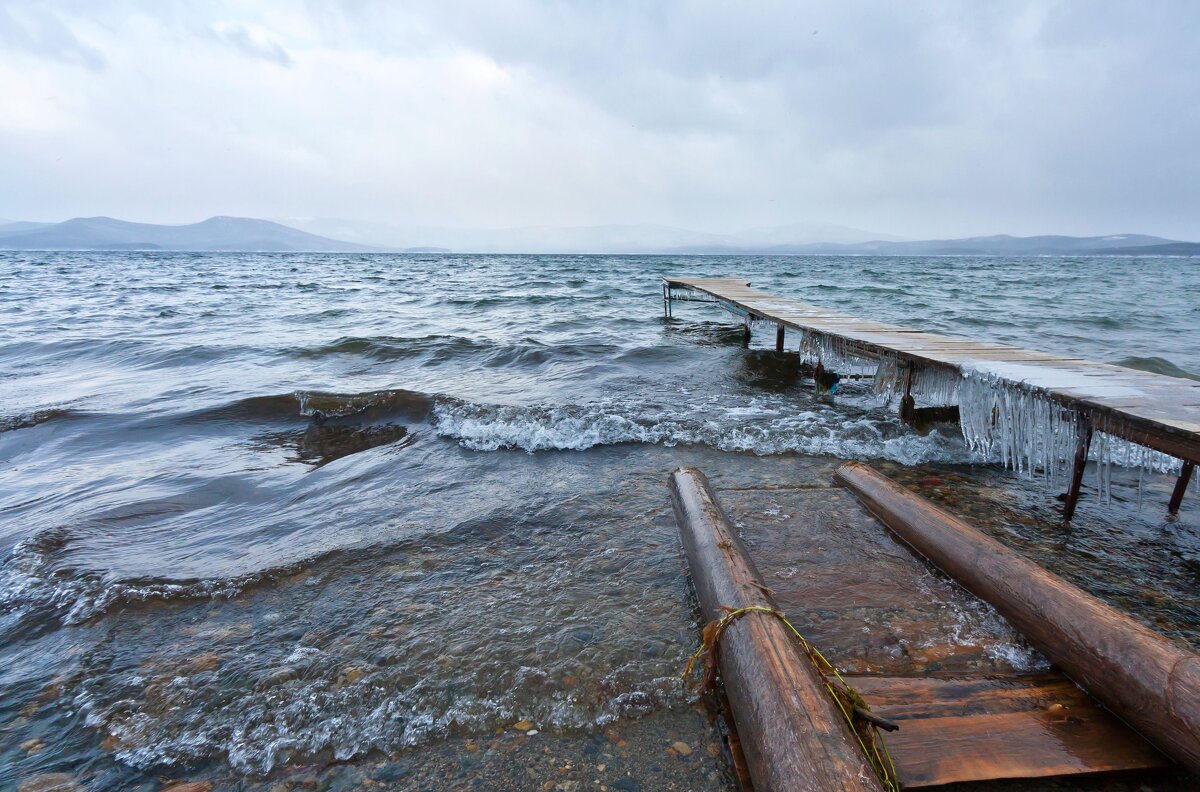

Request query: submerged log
[
  {"left": 669, "top": 467, "right": 885, "bottom": 792},
  {"left": 835, "top": 460, "right": 1200, "bottom": 776}
]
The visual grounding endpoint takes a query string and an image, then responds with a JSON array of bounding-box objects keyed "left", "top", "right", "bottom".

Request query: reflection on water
[{"left": 1, "top": 252, "right": 1198, "bottom": 789}]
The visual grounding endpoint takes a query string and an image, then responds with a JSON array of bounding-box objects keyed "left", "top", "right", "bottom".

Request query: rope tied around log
[{"left": 683, "top": 605, "right": 901, "bottom": 792}]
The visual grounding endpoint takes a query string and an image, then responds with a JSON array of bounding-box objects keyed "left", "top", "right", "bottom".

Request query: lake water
[{"left": 2, "top": 252, "right": 1199, "bottom": 790}]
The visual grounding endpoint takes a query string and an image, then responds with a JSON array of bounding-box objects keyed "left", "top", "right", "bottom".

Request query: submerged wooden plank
[{"left": 847, "top": 674, "right": 1170, "bottom": 788}]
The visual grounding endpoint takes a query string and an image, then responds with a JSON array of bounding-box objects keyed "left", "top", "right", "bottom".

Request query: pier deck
[{"left": 663, "top": 276, "right": 1200, "bottom": 513}]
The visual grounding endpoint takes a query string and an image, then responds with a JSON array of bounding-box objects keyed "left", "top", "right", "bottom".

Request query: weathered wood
[
  {"left": 721, "top": 480, "right": 1178, "bottom": 787},
  {"left": 1171, "top": 462, "right": 1195, "bottom": 515},
  {"left": 835, "top": 460, "right": 1200, "bottom": 776},
  {"left": 846, "top": 674, "right": 1170, "bottom": 787},
  {"left": 775, "top": 325, "right": 785, "bottom": 352},
  {"left": 1061, "top": 418, "right": 1093, "bottom": 520},
  {"left": 664, "top": 276, "right": 1200, "bottom": 468},
  {"left": 668, "top": 467, "right": 885, "bottom": 792}
]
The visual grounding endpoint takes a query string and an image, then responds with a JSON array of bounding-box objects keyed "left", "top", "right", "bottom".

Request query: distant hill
[
  {"left": 0, "top": 220, "right": 55, "bottom": 237},
  {"left": 663, "top": 233, "right": 1193, "bottom": 256},
  {"left": 0, "top": 216, "right": 380, "bottom": 252},
  {"left": 276, "top": 217, "right": 900, "bottom": 254},
  {"left": 0, "top": 216, "right": 1193, "bottom": 255},
  {"left": 280, "top": 218, "right": 1192, "bottom": 255},
  {"left": 1089, "top": 241, "right": 1200, "bottom": 256}
]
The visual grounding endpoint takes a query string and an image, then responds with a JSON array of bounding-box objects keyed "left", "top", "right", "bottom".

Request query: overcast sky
[{"left": 1, "top": 1, "right": 1198, "bottom": 239}]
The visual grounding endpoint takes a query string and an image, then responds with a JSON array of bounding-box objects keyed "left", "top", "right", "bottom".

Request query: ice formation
[{"left": 796, "top": 326, "right": 1183, "bottom": 492}]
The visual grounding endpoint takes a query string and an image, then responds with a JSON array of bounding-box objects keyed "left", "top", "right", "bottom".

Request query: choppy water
[{"left": 2, "top": 252, "right": 1199, "bottom": 790}]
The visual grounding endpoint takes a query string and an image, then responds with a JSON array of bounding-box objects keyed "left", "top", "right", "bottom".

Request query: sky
[{"left": 1, "top": 1, "right": 1198, "bottom": 240}]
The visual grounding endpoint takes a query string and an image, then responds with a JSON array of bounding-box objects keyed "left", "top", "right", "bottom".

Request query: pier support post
[
  {"left": 775, "top": 325, "right": 785, "bottom": 352},
  {"left": 899, "top": 366, "right": 915, "bottom": 424},
  {"left": 1170, "top": 461, "right": 1195, "bottom": 515},
  {"left": 1062, "top": 418, "right": 1093, "bottom": 521},
  {"left": 662, "top": 283, "right": 672, "bottom": 318},
  {"left": 742, "top": 317, "right": 752, "bottom": 347}
]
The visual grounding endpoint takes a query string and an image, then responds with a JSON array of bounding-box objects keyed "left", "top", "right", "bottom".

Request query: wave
[
  {"left": 0, "top": 406, "right": 75, "bottom": 433},
  {"left": 0, "top": 526, "right": 305, "bottom": 627},
  {"left": 188, "top": 388, "right": 435, "bottom": 425},
  {"left": 1111, "top": 355, "right": 1200, "bottom": 381},
  {"left": 432, "top": 396, "right": 972, "bottom": 464},
  {"left": 79, "top": 658, "right": 686, "bottom": 774},
  {"left": 286, "top": 334, "right": 624, "bottom": 368}
]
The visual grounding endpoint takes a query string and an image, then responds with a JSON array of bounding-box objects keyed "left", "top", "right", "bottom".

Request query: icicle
[{"left": 800, "top": 330, "right": 876, "bottom": 375}]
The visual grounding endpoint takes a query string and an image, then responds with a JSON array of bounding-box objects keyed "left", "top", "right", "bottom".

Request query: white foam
[{"left": 431, "top": 395, "right": 974, "bottom": 465}]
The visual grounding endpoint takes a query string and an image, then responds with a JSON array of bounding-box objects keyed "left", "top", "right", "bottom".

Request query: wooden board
[
  {"left": 665, "top": 276, "right": 1200, "bottom": 464},
  {"left": 847, "top": 674, "right": 1171, "bottom": 788}
]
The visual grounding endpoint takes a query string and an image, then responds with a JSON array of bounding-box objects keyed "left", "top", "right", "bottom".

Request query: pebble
[
  {"left": 511, "top": 720, "right": 535, "bottom": 731},
  {"left": 17, "top": 775, "right": 83, "bottom": 792},
  {"left": 161, "top": 783, "right": 214, "bottom": 792},
  {"left": 185, "top": 652, "right": 221, "bottom": 674},
  {"left": 670, "top": 741, "right": 692, "bottom": 756},
  {"left": 19, "top": 738, "right": 45, "bottom": 754}
]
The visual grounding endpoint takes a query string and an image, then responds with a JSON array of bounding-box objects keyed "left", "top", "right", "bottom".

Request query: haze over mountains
[{"left": 0, "top": 215, "right": 1197, "bottom": 256}]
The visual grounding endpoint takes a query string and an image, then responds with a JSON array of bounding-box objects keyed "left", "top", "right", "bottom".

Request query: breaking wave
[
  {"left": 79, "top": 665, "right": 686, "bottom": 774},
  {"left": 432, "top": 396, "right": 973, "bottom": 464},
  {"left": 0, "top": 527, "right": 305, "bottom": 627}
]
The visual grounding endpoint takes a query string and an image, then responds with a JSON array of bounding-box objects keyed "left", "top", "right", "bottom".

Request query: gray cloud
[
  {"left": 208, "top": 22, "right": 292, "bottom": 67},
  {"left": 0, "top": 0, "right": 1197, "bottom": 240},
  {"left": 0, "top": 1, "right": 106, "bottom": 71}
]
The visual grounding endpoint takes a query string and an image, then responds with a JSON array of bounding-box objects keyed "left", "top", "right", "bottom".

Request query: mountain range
[
  {"left": 0, "top": 216, "right": 382, "bottom": 252},
  {"left": 0, "top": 215, "right": 1197, "bottom": 255}
]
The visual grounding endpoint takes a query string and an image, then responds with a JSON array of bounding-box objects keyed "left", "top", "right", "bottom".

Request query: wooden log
[
  {"left": 835, "top": 460, "right": 1200, "bottom": 776},
  {"left": 669, "top": 467, "right": 885, "bottom": 792},
  {"left": 775, "top": 325, "right": 786, "bottom": 352}
]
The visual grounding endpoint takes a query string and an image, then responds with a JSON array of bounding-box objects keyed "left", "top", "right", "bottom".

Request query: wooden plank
[{"left": 846, "top": 674, "right": 1169, "bottom": 788}]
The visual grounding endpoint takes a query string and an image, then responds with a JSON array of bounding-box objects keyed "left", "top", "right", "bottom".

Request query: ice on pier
[
  {"left": 820, "top": 330, "right": 1188, "bottom": 489},
  {"left": 873, "top": 354, "right": 962, "bottom": 406},
  {"left": 799, "top": 330, "right": 877, "bottom": 377}
]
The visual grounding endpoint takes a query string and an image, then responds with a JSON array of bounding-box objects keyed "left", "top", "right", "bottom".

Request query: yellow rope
[{"left": 682, "top": 605, "right": 901, "bottom": 792}]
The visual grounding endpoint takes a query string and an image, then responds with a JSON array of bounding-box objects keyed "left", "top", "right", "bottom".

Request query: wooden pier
[{"left": 663, "top": 276, "right": 1200, "bottom": 515}]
